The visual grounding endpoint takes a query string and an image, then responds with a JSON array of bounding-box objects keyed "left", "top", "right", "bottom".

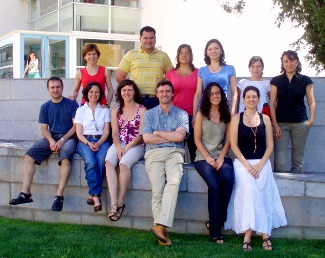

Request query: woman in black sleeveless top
[{"left": 224, "top": 86, "right": 287, "bottom": 251}]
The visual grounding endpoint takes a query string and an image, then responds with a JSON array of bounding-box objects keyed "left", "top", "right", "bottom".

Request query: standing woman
[
  {"left": 237, "top": 56, "right": 270, "bottom": 113},
  {"left": 24, "top": 52, "right": 40, "bottom": 78},
  {"left": 194, "top": 82, "right": 234, "bottom": 243},
  {"left": 270, "top": 50, "right": 316, "bottom": 174},
  {"left": 193, "top": 39, "right": 237, "bottom": 122},
  {"left": 166, "top": 44, "right": 198, "bottom": 163},
  {"left": 105, "top": 79, "right": 146, "bottom": 221},
  {"left": 74, "top": 82, "right": 111, "bottom": 212},
  {"left": 225, "top": 86, "right": 287, "bottom": 251},
  {"left": 69, "top": 43, "right": 113, "bottom": 107}
]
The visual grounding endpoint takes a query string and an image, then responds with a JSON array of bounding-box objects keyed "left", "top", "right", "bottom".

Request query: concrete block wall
[
  {"left": 1, "top": 144, "right": 325, "bottom": 239},
  {"left": 1, "top": 78, "right": 324, "bottom": 172}
]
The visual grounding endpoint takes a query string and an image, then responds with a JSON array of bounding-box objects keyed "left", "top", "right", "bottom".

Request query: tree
[
  {"left": 220, "top": 0, "right": 325, "bottom": 73},
  {"left": 273, "top": 0, "right": 325, "bottom": 73}
]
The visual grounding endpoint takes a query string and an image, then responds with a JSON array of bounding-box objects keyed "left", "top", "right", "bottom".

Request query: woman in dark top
[
  {"left": 270, "top": 50, "right": 316, "bottom": 174},
  {"left": 224, "top": 86, "right": 287, "bottom": 251}
]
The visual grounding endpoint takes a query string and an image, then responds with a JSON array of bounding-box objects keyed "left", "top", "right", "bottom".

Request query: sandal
[
  {"left": 262, "top": 238, "right": 273, "bottom": 251},
  {"left": 9, "top": 192, "right": 33, "bottom": 205},
  {"left": 93, "top": 196, "right": 102, "bottom": 212},
  {"left": 109, "top": 204, "right": 125, "bottom": 222},
  {"left": 212, "top": 235, "right": 224, "bottom": 244},
  {"left": 86, "top": 196, "right": 94, "bottom": 205},
  {"left": 108, "top": 203, "right": 118, "bottom": 221},
  {"left": 205, "top": 220, "right": 210, "bottom": 230},
  {"left": 243, "top": 242, "right": 253, "bottom": 251}
]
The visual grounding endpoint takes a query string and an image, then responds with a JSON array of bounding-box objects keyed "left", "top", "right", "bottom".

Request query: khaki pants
[
  {"left": 274, "top": 122, "right": 310, "bottom": 174},
  {"left": 145, "top": 147, "right": 185, "bottom": 228}
]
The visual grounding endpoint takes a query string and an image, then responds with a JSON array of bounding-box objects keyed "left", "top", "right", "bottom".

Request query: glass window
[
  {"left": 76, "top": 39, "right": 136, "bottom": 68},
  {"left": 112, "top": 0, "right": 139, "bottom": 8},
  {"left": 111, "top": 7, "right": 140, "bottom": 34},
  {"left": 49, "top": 39, "right": 67, "bottom": 78},
  {"left": 75, "top": 4, "right": 109, "bottom": 32},
  {"left": 59, "top": 5, "right": 74, "bottom": 32},
  {"left": 0, "top": 37, "right": 13, "bottom": 79},
  {"left": 38, "top": 11, "right": 58, "bottom": 32},
  {"left": 40, "top": 0, "right": 58, "bottom": 16},
  {"left": 28, "top": 0, "right": 38, "bottom": 21},
  {"left": 60, "top": 0, "right": 73, "bottom": 7}
]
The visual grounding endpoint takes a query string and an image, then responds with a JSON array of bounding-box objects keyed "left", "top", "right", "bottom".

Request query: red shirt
[
  {"left": 80, "top": 66, "right": 107, "bottom": 105},
  {"left": 166, "top": 68, "right": 198, "bottom": 115}
]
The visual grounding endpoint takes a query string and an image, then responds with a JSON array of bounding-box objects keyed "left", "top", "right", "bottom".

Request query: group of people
[{"left": 10, "top": 25, "right": 316, "bottom": 250}]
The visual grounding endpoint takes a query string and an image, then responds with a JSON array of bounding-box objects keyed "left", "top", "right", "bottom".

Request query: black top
[
  {"left": 238, "top": 113, "right": 266, "bottom": 159},
  {"left": 270, "top": 73, "right": 313, "bottom": 123}
]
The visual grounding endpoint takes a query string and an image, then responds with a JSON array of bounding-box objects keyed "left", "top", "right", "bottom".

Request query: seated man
[
  {"left": 9, "top": 76, "right": 79, "bottom": 212},
  {"left": 142, "top": 79, "right": 189, "bottom": 246}
]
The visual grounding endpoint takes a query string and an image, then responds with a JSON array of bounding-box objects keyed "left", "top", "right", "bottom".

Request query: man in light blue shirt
[{"left": 142, "top": 79, "right": 189, "bottom": 246}]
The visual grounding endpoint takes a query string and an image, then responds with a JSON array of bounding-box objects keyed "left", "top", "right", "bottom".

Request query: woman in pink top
[
  {"left": 166, "top": 44, "right": 198, "bottom": 163},
  {"left": 105, "top": 79, "right": 146, "bottom": 221},
  {"left": 69, "top": 43, "right": 113, "bottom": 106}
]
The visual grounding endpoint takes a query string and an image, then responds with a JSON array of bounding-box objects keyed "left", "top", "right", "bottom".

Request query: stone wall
[{"left": 1, "top": 144, "right": 325, "bottom": 239}]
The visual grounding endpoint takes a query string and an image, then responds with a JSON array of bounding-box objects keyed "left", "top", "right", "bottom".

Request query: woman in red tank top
[{"left": 70, "top": 43, "right": 113, "bottom": 106}]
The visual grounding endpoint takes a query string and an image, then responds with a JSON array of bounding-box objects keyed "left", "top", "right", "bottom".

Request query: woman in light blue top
[{"left": 193, "top": 39, "right": 237, "bottom": 125}]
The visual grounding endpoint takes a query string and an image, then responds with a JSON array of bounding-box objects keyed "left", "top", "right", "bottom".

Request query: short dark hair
[
  {"left": 115, "top": 79, "right": 142, "bottom": 115},
  {"left": 47, "top": 76, "right": 63, "bottom": 89},
  {"left": 243, "top": 85, "right": 260, "bottom": 98},
  {"left": 280, "top": 50, "right": 302, "bottom": 74},
  {"left": 140, "top": 26, "right": 156, "bottom": 37},
  {"left": 155, "top": 79, "right": 174, "bottom": 93},
  {"left": 81, "top": 43, "right": 100, "bottom": 63},
  {"left": 204, "top": 39, "right": 226, "bottom": 66},
  {"left": 82, "top": 81, "right": 104, "bottom": 103}
]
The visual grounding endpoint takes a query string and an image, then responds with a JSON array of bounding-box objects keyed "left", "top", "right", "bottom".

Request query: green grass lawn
[{"left": 0, "top": 216, "right": 324, "bottom": 258}]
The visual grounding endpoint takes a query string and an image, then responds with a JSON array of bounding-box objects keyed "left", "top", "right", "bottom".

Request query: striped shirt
[{"left": 118, "top": 47, "right": 173, "bottom": 95}]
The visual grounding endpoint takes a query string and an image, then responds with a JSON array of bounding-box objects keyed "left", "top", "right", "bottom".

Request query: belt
[
  {"left": 141, "top": 94, "right": 156, "bottom": 99},
  {"left": 84, "top": 135, "right": 102, "bottom": 139}
]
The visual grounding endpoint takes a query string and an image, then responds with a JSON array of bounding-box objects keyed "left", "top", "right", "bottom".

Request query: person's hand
[
  {"left": 306, "top": 120, "right": 314, "bottom": 127},
  {"left": 215, "top": 156, "right": 224, "bottom": 171},
  {"left": 49, "top": 139, "right": 58, "bottom": 152},
  {"left": 88, "top": 142, "right": 99, "bottom": 152},
  {"left": 273, "top": 124, "right": 282, "bottom": 141},
  {"left": 69, "top": 93, "right": 77, "bottom": 100},
  {"left": 248, "top": 163, "right": 263, "bottom": 179},
  {"left": 206, "top": 156, "right": 216, "bottom": 167},
  {"left": 116, "top": 146, "right": 125, "bottom": 160},
  {"left": 100, "top": 104, "right": 108, "bottom": 109}
]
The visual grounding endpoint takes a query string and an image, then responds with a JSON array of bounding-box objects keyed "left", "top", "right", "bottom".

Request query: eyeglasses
[
  {"left": 209, "top": 91, "right": 221, "bottom": 97},
  {"left": 92, "top": 119, "right": 99, "bottom": 131}
]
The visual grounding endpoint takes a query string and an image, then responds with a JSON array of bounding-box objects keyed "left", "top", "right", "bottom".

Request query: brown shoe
[
  {"left": 150, "top": 225, "right": 167, "bottom": 242},
  {"left": 158, "top": 235, "right": 172, "bottom": 246}
]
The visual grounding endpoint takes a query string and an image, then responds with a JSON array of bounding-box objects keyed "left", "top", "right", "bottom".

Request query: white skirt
[{"left": 224, "top": 159, "right": 287, "bottom": 236}]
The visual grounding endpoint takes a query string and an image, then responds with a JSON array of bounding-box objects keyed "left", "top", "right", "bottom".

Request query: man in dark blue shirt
[{"left": 9, "top": 77, "right": 79, "bottom": 211}]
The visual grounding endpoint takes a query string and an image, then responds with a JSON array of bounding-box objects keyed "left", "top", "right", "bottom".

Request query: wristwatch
[{"left": 60, "top": 137, "right": 66, "bottom": 143}]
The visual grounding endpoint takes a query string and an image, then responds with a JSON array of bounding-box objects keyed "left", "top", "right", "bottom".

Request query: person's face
[
  {"left": 249, "top": 61, "right": 263, "bottom": 79},
  {"left": 84, "top": 49, "right": 99, "bottom": 64},
  {"left": 121, "top": 85, "right": 135, "bottom": 102},
  {"left": 209, "top": 86, "right": 222, "bottom": 106},
  {"left": 88, "top": 85, "right": 101, "bottom": 103},
  {"left": 282, "top": 55, "right": 298, "bottom": 74},
  {"left": 156, "top": 84, "right": 173, "bottom": 105},
  {"left": 206, "top": 42, "right": 222, "bottom": 61},
  {"left": 178, "top": 47, "right": 192, "bottom": 65},
  {"left": 30, "top": 53, "right": 35, "bottom": 59},
  {"left": 244, "top": 90, "right": 259, "bottom": 109},
  {"left": 140, "top": 31, "right": 156, "bottom": 53},
  {"left": 48, "top": 80, "right": 63, "bottom": 99}
]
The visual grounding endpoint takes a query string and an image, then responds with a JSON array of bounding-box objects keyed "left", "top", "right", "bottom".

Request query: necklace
[
  {"left": 245, "top": 111, "right": 258, "bottom": 153},
  {"left": 209, "top": 65, "right": 220, "bottom": 73}
]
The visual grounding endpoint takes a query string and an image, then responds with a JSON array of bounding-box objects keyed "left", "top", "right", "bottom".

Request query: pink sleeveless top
[
  {"left": 118, "top": 105, "right": 144, "bottom": 146},
  {"left": 80, "top": 65, "right": 107, "bottom": 105}
]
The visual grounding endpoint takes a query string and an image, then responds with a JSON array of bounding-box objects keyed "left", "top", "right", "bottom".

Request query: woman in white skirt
[{"left": 224, "top": 86, "right": 287, "bottom": 251}]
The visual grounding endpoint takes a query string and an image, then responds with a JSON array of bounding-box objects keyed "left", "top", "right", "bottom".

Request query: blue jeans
[
  {"left": 194, "top": 157, "right": 234, "bottom": 238},
  {"left": 77, "top": 138, "right": 110, "bottom": 196}
]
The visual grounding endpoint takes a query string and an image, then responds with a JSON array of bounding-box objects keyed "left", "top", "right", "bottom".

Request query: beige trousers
[{"left": 144, "top": 147, "right": 185, "bottom": 228}]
